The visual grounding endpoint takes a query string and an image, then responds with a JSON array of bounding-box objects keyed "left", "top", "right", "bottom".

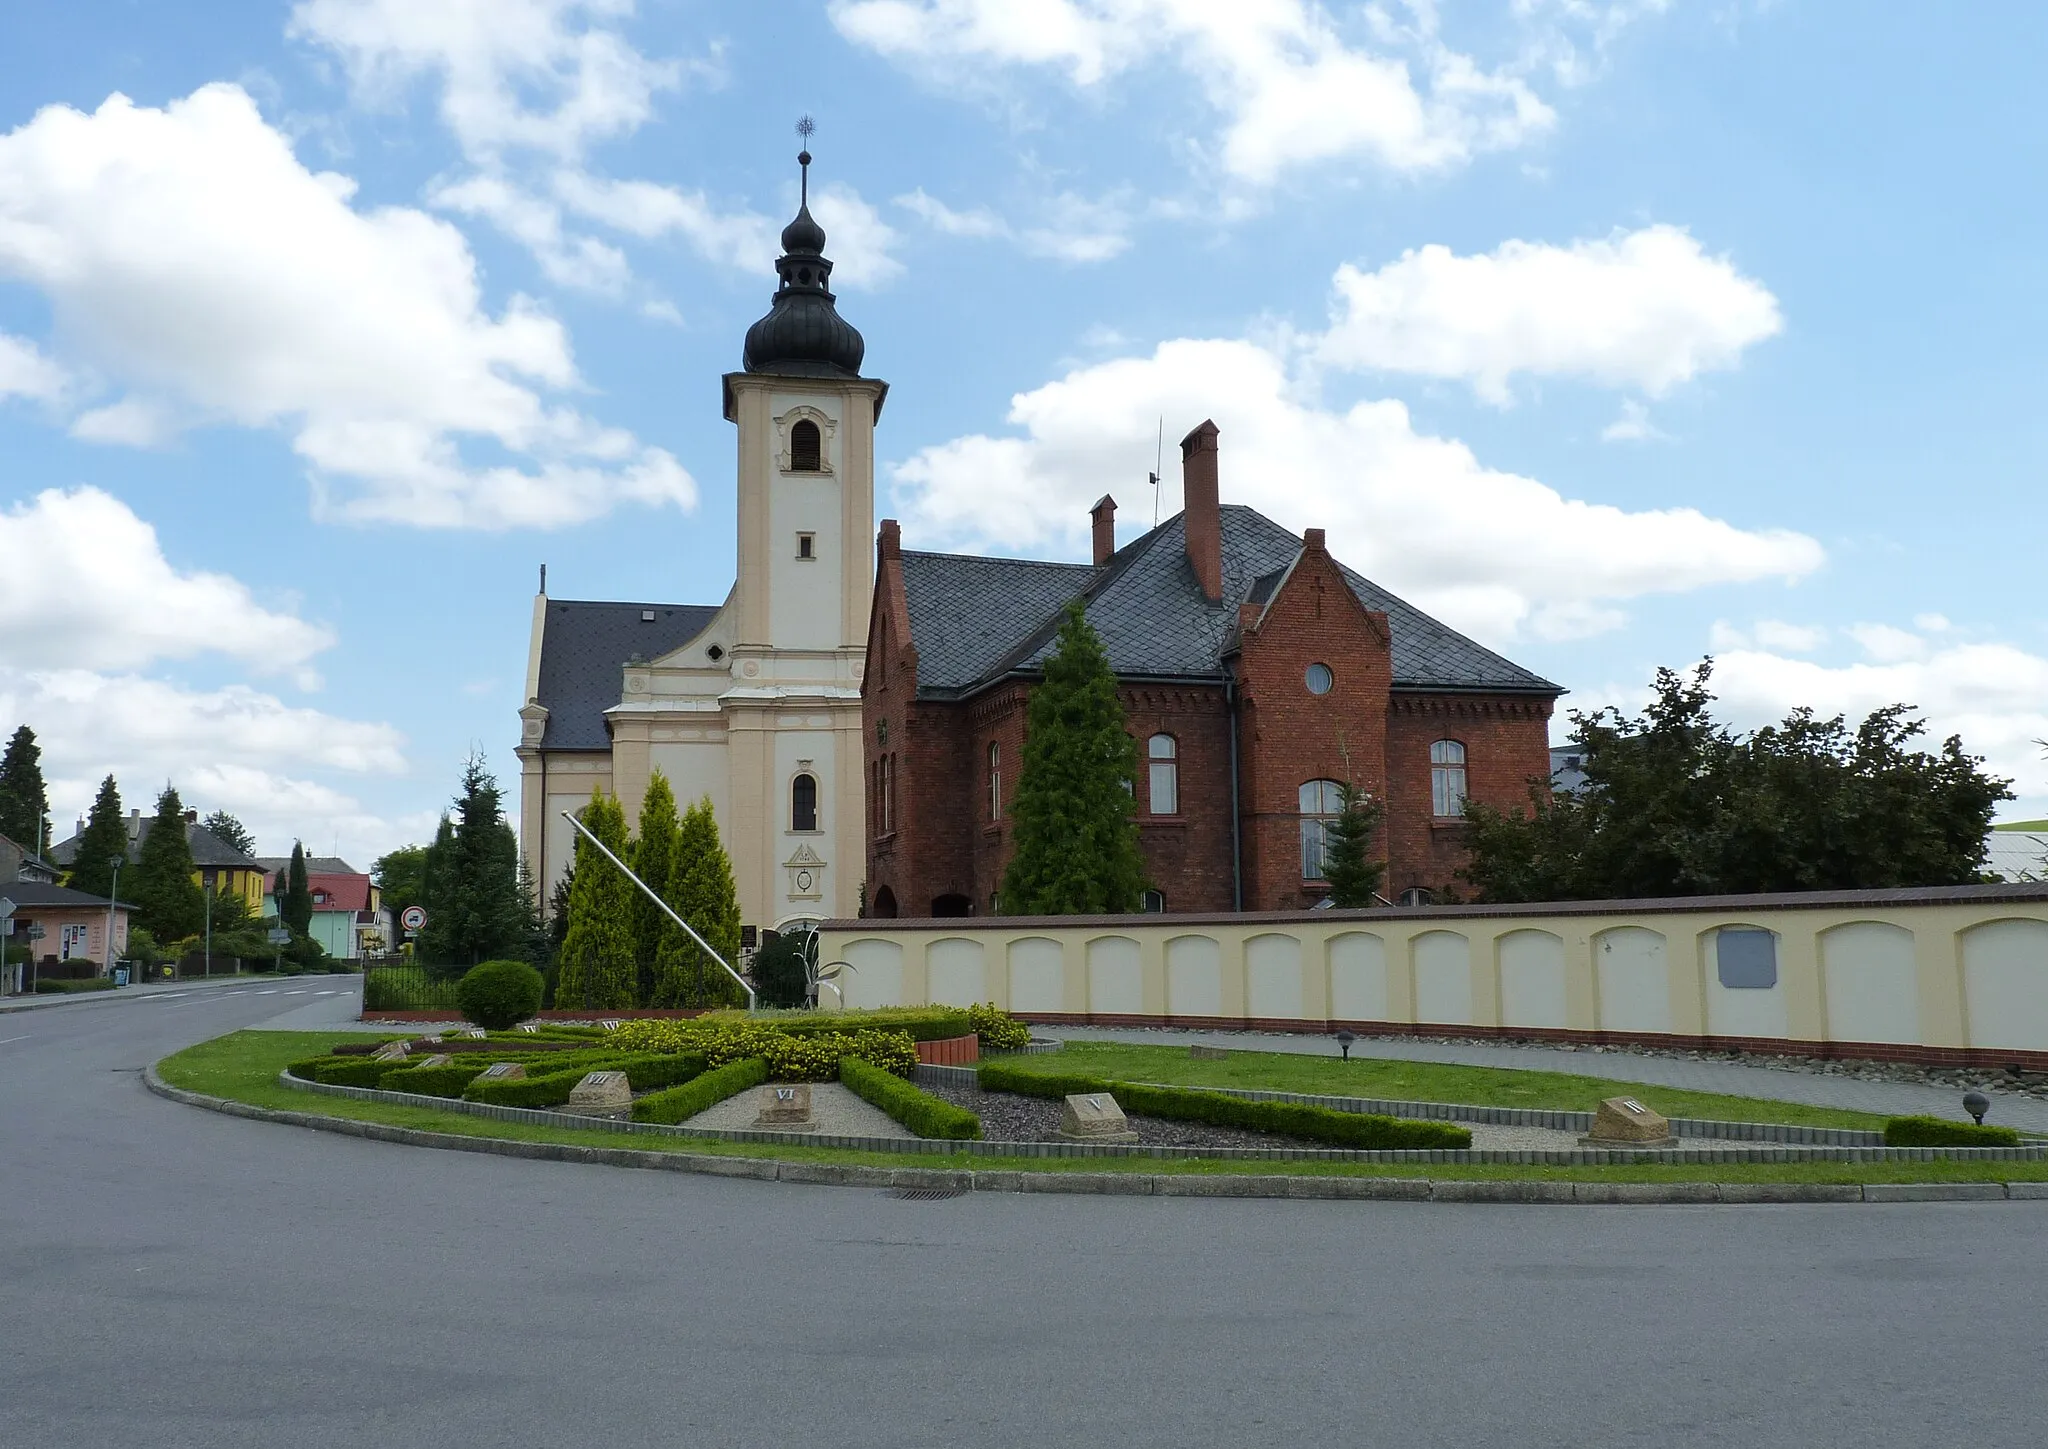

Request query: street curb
[
  {"left": 142, "top": 1063, "right": 2048, "bottom": 1206},
  {"left": 0, "top": 974, "right": 318, "bottom": 1015}
]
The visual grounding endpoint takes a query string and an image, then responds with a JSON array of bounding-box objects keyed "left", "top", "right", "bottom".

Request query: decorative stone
[
  {"left": 420, "top": 1034, "right": 444, "bottom": 1045},
  {"left": 1580, "top": 1096, "right": 1678, "bottom": 1149},
  {"left": 600, "top": 1019, "right": 623, "bottom": 1032},
  {"left": 1059, "top": 1092, "right": 1139, "bottom": 1144},
  {"left": 1189, "top": 1045, "right": 1230, "bottom": 1061},
  {"left": 754, "top": 1084, "right": 817, "bottom": 1132},
  {"left": 465, "top": 1028, "right": 488, "bottom": 1039},
  {"left": 564, "top": 1070, "right": 633, "bottom": 1116},
  {"left": 417, "top": 1054, "right": 453, "bottom": 1069},
  {"left": 517, "top": 1023, "right": 539, "bottom": 1034},
  {"left": 476, "top": 1062, "right": 527, "bottom": 1082},
  {"left": 372, "top": 1041, "right": 410, "bottom": 1061}
]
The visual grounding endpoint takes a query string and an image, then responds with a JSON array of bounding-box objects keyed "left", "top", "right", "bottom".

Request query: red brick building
[{"left": 861, "top": 421, "right": 1562, "bottom": 917}]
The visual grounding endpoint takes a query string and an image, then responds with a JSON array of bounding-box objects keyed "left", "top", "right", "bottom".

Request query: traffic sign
[
  {"left": 267, "top": 927, "right": 292, "bottom": 945},
  {"left": 401, "top": 905, "right": 427, "bottom": 933}
]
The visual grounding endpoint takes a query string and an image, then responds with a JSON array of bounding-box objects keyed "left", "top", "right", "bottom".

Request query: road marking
[
  {"left": 254, "top": 989, "right": 278, "bottom": 995},
  {"left": 0, "top": 1034, "right": 29, "bottom": 1045}
]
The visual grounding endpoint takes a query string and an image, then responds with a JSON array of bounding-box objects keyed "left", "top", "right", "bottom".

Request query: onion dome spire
[{"left": 742, "top": 117, "right": 865, "bottom": 378}]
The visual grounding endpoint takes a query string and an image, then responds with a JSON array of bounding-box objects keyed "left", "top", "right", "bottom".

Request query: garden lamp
[
  {"left": 1963, "top": 1090, "right": 1990, "bottom": 1126},
  {"left": 1336, "top": 1029, "right": 1356, "bottom": 1061}
]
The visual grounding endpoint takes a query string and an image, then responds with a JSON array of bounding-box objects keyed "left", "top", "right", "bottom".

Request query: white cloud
[
  {"left": 428, "top": 172, "right": 631, "bottom": 294},
  {"left": 888, "top": 335, "right": 1822, "bottom": 644},
  {"left": 1317, "top": 226, "right": 1782, "bottom": 404},
  {"left": 1601, "top": 398, "right": 1667, "bottom": 443},
  {"left": 553, "top": 171, "right": 903, "bottom": 288},
  {"left": 831, "top": 0, "right": 1559, "bottom": 184},
  {"left": 288, "top": 0, "right": 679, "bottom": 161},
  {"left": 68, "top": 397, "right": 178, "bottom": 447},
  {"left": 1710, "top": 619, "right": 1830, "bottom": 655},
  {"left": 896, "top": 186, "right": 1132, "bottom": 263},
  {"left": 0, "top": 331, "right": 70, "bottom": 403},
  {"left": 0, "top": 488, "right": 334, "bottom": 672},
  {"left": 0, "top": 85, "right": 693, "bottom": 529},
  {"left": 1847, "top": 622, "right": 1930, "bottom": 664},
  {"left": 1712, "top": 635, "right": 2048, "bottom": 808}
]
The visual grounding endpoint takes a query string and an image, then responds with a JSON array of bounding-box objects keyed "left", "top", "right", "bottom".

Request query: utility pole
[
  {"left": 204, "top": 876, "right": 213, "bottom": 979},
  {"left": 106, "top": 854, "right": 123, "bottom": 981}
]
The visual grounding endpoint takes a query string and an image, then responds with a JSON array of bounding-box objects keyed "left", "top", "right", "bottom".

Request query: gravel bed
[{"left": 923, "top": 1080, "right": 1324, "bottom": 1150}]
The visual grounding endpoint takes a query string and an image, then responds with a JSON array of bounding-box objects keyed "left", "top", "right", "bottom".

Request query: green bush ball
[{"left": 457, "top": 959, "right": 546, "bottom": 1031}]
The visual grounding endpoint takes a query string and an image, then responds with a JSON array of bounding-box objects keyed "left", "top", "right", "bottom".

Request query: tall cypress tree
[
  {"left": 416, "top": 814, "right": 457, "bottom": 972},
  {"left": 133, "top": 785, "right": 206, "bottom": 941},
  {"left": 67, "top": 775, "right": 128, "bottom": 898},
  {"left": 1320, "top": 782, "right": 1387, "bottom": 908},
  {"left": 1000, "top": 602, "right": 1147, "bottom": 914},
  {"left": 630, "top": 771, "right": 682, "bottom": 1004},
  {"left": 655, "top": 796, "right": 743, "bottom": 1007},
  {"left": 416, "top": 754, "right": 526, "bottom": 975},
  {"left": 0, "top": 725, "right": 50, "bottom": 853},
  {"left": 553, "top": 789, "right": 638, "bottom": 1010},
  {"left": 282, "top": 842, "right": 314, "bottom": 936}
]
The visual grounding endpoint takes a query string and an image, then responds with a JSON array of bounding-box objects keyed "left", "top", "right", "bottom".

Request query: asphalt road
[{"left": 3, "top": 987, "right": 2042, "bottom": 1449}]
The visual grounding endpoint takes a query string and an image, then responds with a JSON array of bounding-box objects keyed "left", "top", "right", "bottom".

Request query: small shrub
[
  {"left": 841, "top": 1058, "right": 982, "bottom": 1139},
  {"left": 33, "top": 977, "right": 116, "bottom": 994},
  {"left": 621, "top": 1053, "right": 706, "bottom": 1091},
  {"left": 310, "top": 1057, "right": 397, "bottom": 1088},
  {"left": 1883, "top": 1115, "right": 2022, "bottom": 1147},
  {"left": 461, "top": 1065, "right": 594, "bottom": 1108},
  {"left": 632, "top": 1058, "right": 770, "bottom": 1125},
  {"left": 457, "top": 959, "right": 545, "bottom": 1031},
  {"left": 608, "top": 1019, "right": 696, "bottom": 1054},
  {"left": 967, "top": 1002, "right": 1032, "bottom": 1051},
  {"left": 378, "top": 1059, "right": 493, "bottom": 1097}
]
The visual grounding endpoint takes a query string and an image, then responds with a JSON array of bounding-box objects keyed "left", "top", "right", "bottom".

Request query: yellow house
[{"left": 50, "top": 810, "right": 267, "bottom": 912}]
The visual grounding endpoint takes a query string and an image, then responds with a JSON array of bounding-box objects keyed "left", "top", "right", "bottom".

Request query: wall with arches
[{"left": 818, "top": 885, "right": 2048, "bottom": 1065}]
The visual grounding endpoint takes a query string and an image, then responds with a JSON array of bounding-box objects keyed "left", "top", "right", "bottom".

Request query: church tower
[{"left": 518, "top": 141, "right": 884, "bottom": 936}]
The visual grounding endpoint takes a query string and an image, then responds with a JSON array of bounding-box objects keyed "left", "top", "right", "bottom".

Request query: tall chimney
[
  {"left": 1180, "top": 419, "right": 1222, "bottom": 601},
  {"left": 1089, "top": 494, "right": 1117, "bottom": 566},
  {"left": 877, "top": 517, "right": 901, "bottom": 563}
]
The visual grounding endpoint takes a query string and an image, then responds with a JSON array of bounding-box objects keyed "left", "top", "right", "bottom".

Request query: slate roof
[
  {"left": 49, "top": 819, "right": 260, "bottom": 869},
  {"left": 901, "top": 505, "right": 1560, "bottom": 699},
  {"left": 533, "top": 600, "right": 721, "bottom": 750}
]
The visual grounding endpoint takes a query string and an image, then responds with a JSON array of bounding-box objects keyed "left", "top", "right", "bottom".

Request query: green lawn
[
  {"left": 150, "top": 1030, "right": 2048, "bottom": 1185},
  {"left": 991, "top": 1040, "right": 1896, "bottom": 1131}
]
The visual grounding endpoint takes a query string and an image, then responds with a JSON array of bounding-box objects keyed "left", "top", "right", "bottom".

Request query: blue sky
[{"left": 2, "top": 0, "right": 2045, "bottom": 864}]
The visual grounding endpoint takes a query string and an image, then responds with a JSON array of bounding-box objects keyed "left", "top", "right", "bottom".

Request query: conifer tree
[
  {"left": 282, "top": 842, "right": 314, "bottom": 937},
  {"left": 0, "top": 724, "right": 50, "bottom": 853},
  {"left": 133, "top": 785, "right": 207, "bottom": 941},
  {"left": 630, "top": 771, "right": 682, "bottom": 1004},
  {"left": 417, "top": 753, "right": 526, "bottom": 975},
  {"left": 200, "top": 809, "right": 257, "bottom": 858},
  {"left": 1320, "top": 782, "right": 1387, "bottom": 908},
  {"left": 655, "top": 796, "right": 743, "bottom": 1007},
  {"left": 553, "top": 789, "right": 638, "bottom": 1009},
  {"left": 67, "top": 775, "right": 128, "bottom": 898},
  {"left": 1000, "top": 602, "right": 1147, "bottom": 914}
]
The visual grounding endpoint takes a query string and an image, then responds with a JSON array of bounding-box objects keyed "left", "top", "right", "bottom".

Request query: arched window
[
  {"left": 790, "top": 418, "right": 822, "bottom": 471},
  {"left": 1299, "top": 778, "right": 1344, "bottom": 880},
  {"left": 988, "top": 741, "right": 1002, "bottom": 821},
  {"left": 1141, "top": 888, "right": 1166, "bottom": 913},
  {"left": 1430, "top": 740, "right": 1468, "bottom": 817},
  {"left": 791, "top": 772, "right": 818, "bottom": 832},
  {"left": 1147, "top": 733, "right": 1178, "bottom": 815}
]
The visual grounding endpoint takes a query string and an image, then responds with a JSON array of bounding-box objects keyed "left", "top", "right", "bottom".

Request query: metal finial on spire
[{"left": 796, "top": 115, "right": 815, "bottom": 204}]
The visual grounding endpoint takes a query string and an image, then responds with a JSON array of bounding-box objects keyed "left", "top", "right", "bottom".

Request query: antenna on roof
[
  {"left": 1151, "top": 416, "right": 1163, "bottom": 527},
  {"left": 539, "top": 562, "right": 547, "bottom": 596}
]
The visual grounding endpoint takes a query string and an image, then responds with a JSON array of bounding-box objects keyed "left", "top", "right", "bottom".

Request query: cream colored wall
[{"left": 819, "top": 900, "right": 2048, "bottom": 1053}]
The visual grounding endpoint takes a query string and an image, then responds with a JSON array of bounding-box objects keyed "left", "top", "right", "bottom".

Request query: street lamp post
[{"left": 106, "top": 854, "right": 123, "bottom": 981}]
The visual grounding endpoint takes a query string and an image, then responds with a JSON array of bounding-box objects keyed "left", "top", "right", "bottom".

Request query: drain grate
[{"left": 888, "top": 1186, "right": 967, "bottom": 1201}]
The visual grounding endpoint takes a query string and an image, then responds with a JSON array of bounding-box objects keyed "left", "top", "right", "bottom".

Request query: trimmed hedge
[
  {"left": 632, "top": 1058, "right": 770, "bottom": 1126},
  {"left": 976, "top": 1062, "right": 1472, "bottom": 1150},
  {"left": 621, "top": 1052, "right": 706, "bottom": 1092},
  {"left": 841, "top": 1058, "right": 982, "bottom": 1140},
  {"left": 1884, "top": 1115, "right": 2023, "bottom": 1147},
  {"left": 461, "top": 1066, "right": 595, "bottom": 1108},
  {"left": 34, "top": 977, "right": 116, "bottom": 994},
  {"left": 457, "top": 959, "right": 544, "bottom": 1031},
  {"left": 378, "top": 1059, "right": 493, "bottom": 1098},
  {"left": 309, "top": 1057, "right": 401, "bottom": 1088}
]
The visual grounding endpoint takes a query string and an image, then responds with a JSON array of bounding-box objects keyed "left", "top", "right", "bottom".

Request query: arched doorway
[
  {"left": 930, "top": 893, "right": 972, "bottom": 917},
  {"left": 870, "top": 885, "right": 898, "bottom": 919}
]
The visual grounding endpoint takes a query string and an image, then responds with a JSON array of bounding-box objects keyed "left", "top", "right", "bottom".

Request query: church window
[
  {"left": 988, "top": 742, "right": 1002, "bottom": 821},
  {"left": 1142, "top": 889, "right": 1166, "bottom": 913},
  {"left": 1299, "top": 778, "right": 1344, "bottom": 880},
  {"left": 1147, "top": 733, "right": 1179, "bottom": 815},
  {"left": 1305, "top": 662, "right": 1334, "bottom": 695},
  {"left": 1430, "top": 740, "right": 1468, "bottom": 817},
  {"left": 790, "top": 418, "right": 822, "bottom": 471},
  {"left": 791, "top": 773, "right": 819, "bottom": 833},
  {"left": 796, "top": 532, "right": 816, "bottom": 559}
]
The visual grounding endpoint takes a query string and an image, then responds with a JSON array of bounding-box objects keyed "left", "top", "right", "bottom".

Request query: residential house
[
  {"left": 259, "top": 857, "right": 389, "bottom": 959},
  {"left": 0, "top": 831, "right": 58, "bottom": 884},
  {"left": 47, "top": 810, "right": 267, "bottom": 915},
  {"left": 0, "top": 881, "right": 132, "bottom": 991},
  {"left": 863, "top": 422, "right": 1564, "bottom": 916}
]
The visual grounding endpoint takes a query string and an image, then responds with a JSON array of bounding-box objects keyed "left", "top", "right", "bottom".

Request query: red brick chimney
[
  {"left": 1304, "top": 527, "right": 1325, "bottom": 554},
  {"left": 1090, "top": 494, "right": 1117, "bottom": 566},
  {"left": 1180, "top": 419, "right": 1222, "bottom": 601},
  {"left": 878, "top": 518, "right": 901, "bottom": 562}
]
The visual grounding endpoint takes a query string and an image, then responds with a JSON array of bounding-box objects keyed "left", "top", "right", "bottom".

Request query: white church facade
[{"left": 517, "top": 151, "right": 881, "bottom": 934}]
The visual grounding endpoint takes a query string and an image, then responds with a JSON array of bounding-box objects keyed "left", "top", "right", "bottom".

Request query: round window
[
  {"left": 707, "top": 644, "right": 725, "bottom": 662},
  {"left": 1305, "top": 663, "right": 1334, "bottom": 695}
]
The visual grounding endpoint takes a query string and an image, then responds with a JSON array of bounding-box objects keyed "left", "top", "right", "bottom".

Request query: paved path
[
  {"left": 1037, "top": 1025, "right": 2048, "bottom": 1132},
  {"left": 4, "top": 991, "right": 2046, "bottom": 1447}
]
